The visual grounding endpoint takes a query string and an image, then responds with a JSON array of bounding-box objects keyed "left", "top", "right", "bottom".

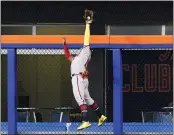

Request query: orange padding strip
[{"left": 1, "top": 35, "right": 173, "bottom": 44}]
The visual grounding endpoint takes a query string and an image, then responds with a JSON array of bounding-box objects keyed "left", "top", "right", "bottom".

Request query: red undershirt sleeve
[{"left": 63, "top": 41, "right": 71, "bottom": 59}]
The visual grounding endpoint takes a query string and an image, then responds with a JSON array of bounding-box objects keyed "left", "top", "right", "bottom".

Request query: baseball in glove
[{"left": 83, "top": 9, "right": 94, "bottom": 23}]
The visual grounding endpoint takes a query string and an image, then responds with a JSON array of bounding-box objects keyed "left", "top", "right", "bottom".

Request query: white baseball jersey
[
  {"left": 70, "top": 46, "right": 94, "bottom": 106},
  {"left": 71, "top": 46, "right": 91, "bottom": 75}
]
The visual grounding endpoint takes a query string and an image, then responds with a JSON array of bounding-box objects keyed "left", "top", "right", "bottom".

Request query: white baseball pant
[{"left": 71, "top": 75, "right": 94, "bottom": 106}]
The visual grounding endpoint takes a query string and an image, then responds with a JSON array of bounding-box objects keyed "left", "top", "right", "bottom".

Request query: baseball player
[{"left": 63, "top": 10, "right": 107, "bottom": 130}]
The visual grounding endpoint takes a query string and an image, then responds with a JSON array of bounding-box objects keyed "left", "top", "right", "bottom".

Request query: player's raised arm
[
  {"left": 63, "top": 38, "right": 72, "bottom": 62},
  {"left": 77, "top": 10, "right": 94, "bottom": 63},
  {"left": 83, "top": 10, "right": 93, "bottom": 47},
  {"left": 84, "top": 22, "right": 90, "bottom": 46}
]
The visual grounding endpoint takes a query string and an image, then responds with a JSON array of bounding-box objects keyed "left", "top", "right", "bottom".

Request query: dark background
[
  {"left": 2, "top": 1, "right": 173, "bottom": 34},
  {"left": 1, "top": 1, "right": 173, "bottom": 122}
]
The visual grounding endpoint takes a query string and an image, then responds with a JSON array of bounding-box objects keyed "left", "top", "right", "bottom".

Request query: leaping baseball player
[{"left": 63, "top": 10, "right": 107, "bottom": 130}]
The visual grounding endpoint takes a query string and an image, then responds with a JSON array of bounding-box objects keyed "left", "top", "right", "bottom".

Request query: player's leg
[
  {"left": 71, "top": 76, "right": 91, "bottom": 130},
  {"left": 84, "top": 82, "right": 102, "bottom": 119},
  {"left": 71, "top": 75, "right": 87, "bottom": 119},
  {"left": 83, "top": 79, "right": 107, "bottom": 126}
]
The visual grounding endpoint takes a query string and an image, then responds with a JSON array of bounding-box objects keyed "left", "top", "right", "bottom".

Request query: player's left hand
[{"left": 84, "top": 9, "right": 94, "bottom": 23}]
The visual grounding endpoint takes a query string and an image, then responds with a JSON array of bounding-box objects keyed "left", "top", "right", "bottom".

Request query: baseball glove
[{"left": 83, "top": 9, "right": 94, "bottom": 23}]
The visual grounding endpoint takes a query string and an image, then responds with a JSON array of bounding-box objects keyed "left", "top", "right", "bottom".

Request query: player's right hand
[{"left": 62, "top": 37, "right": 66, "bottom": 45}]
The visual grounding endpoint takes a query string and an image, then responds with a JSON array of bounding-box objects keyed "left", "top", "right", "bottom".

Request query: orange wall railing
[{"left": 1, "top": 35, "right": 173, "bottom": 44}]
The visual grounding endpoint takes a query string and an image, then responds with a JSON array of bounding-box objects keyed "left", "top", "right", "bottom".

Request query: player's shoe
[
  {"left": 98, "top": 115, "right": 107, "bottom": 126},
  {"left": 77, "top": 121, "right": 91, "bottom": 130}
]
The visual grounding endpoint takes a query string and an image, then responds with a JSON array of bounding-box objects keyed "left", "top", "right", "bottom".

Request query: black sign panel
[
  {"left": 122, "top": 50, "right": 173, "bottom": 122},
  {"left": 106, "top": 50, "right": 173, "bottom": 122}
]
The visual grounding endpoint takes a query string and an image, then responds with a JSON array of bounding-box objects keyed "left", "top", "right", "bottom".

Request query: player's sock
[
  {"left": 80, "top": 104, "right": 88, "bottom": 121},
  {"left": 90, "top": 102, "right": 102, "bottom": 118},
  {"left": 81, "top": 110, "right": 88, "bottom": 121}
]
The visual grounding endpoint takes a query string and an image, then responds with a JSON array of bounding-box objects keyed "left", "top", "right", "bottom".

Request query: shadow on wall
[{"left": 1, "top": 55, "right": 73, "bottom": 121}]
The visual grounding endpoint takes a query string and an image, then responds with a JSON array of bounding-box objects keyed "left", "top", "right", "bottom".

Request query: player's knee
[
  {"left": 85, "top": 98, "right": 94, "bottom": 106},
  {"left": 90, "top": 102, "right": 99, "bottom": 110},
  {"left": 79, "top": 104, "right": 88, "bottom": 112}
]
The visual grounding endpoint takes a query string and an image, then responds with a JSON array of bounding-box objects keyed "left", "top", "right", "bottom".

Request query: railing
[
  {"left": 1, "top": 23, "right": 85, "bottom": 35},
  {"left": 2, "top": 24, "right": 173, "bottom": 35}
]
